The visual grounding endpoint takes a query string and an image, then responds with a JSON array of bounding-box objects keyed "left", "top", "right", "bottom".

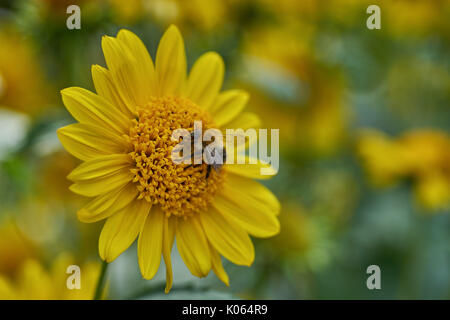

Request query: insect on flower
[{"left": 57, "top": 25, "right": 280, "bottom": 293}]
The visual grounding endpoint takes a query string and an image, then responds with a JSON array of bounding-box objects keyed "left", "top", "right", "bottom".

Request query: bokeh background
[{"left": 0, "top": 0, "right": 449, "bottom": 299}]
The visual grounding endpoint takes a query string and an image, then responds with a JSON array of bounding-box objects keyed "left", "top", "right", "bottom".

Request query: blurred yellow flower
[
  {"left": 0, "top": 253, "right": 101, "bottom": 300},
  {"left": 240, "top": 21, "right": 348, "bottom": 157},
  {"left": 57, "top": 26, "right": 280, "bottom": 292},
  {"left": 0, "top": 26, "right": 50, "bottom": 115},
  {"left": 0, "top": 221, "right": 38, "bottom": 277},
  {"left": 357, "top": 129, "right": 450, "bottom": 211}
]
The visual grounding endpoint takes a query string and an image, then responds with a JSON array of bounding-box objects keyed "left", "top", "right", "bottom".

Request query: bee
[
  {"left": 180, "top": 130, "right": 226, "bottom": 179},
  {"left": 204, "top": 141, "right": 227, "bottom": 179}
]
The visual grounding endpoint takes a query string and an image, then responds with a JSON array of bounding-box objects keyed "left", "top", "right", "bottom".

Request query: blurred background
[{"left": 0, "top": 0, "right": 448, "bottom": 299}]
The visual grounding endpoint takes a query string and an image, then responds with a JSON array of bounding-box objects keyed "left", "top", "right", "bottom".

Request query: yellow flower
[
  {"left": 0, "top": 221, "right": 38, "bottom": 277},
  {"left": 240, "top": 21, "right": 348, "bottom": 157},
  {"left": 357, "top": 129, "right": 450, "bottom": 211},
  {"left": 0, "top": 25, "right": 50, "bottom": 115},
  {"left": 0, "top": 253, "right": 101, "bottom": 300},
  {"left": 57, "top": 25, "right": 280, "bottom": 293}
]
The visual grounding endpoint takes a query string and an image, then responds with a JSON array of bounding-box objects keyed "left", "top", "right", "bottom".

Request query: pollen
[{"left": 126, "top": 97, "right": 223, "bottom": 218}]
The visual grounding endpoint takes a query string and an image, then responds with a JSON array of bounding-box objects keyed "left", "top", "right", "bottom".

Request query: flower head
[{"left": 58, "top": 25, "right": 280, "bottom": 292}]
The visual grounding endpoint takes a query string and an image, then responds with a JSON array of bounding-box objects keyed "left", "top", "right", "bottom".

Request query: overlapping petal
[
  {"left": 212, "top": 90, "right": 248, "bottom": 126},
  {"left": 69, "top": 167, "right": 134, "bottom": 197},
  {"left": 176, "top": 216, "right": 211, "bottom": 277},
  {"left": 138, "top": 207, "right": 164, "bottom": 280},
  {"left": 68, "top": 154, "right": 132, "bottom": 181},
  {"left": 200, "top": 208, "right": 254, "bottom": 266},
  {"left": 57, "top": 123, "right": 127, "bottom": 161},
  {"left": 209, "top": 244, "right": 229, "bottom": 286},
  {"left": 221, "top": 174, "right": 281, "bottom": 217},
  {"left": 224, "top": 156, "right": 277, "bottom": 179},
  {"left": 77, "top": 183, "right": 138, "bottom": 223},
  {"left": 99, "top": 199, "right": 151, "bottom": 262},
  {"left": 61, "top": 87, "right": 131, "bottom": 134},
  {"left": 155, "top": 25, "right": 187, "bottom": 97},
  {"left": 185, "top": 52, "right": 224, "bottom": 110}
]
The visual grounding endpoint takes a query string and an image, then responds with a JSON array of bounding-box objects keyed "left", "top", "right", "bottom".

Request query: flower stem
[{"left": 93, "top": 260, "right": 108, "bottom": 300}]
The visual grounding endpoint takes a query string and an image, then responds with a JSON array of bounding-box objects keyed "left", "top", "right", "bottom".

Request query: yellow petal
[
  {"left": 163, "top": 217, "right": 175, "bottom": 293},
  {"left": 199, "top": 208, "right": 254, "bottom": 266},
  {"left": 138, "top": 206, "right": 164, "bottom": 280},
  {"left": 224, "top": 156, "right": 277, "bottom": 180},
  {"left": 209, "top": 244, "right": 229, "bottom": 286},
  {"left": 99, "top": 199, "right": 151, "bottom": 262},
  {"left": 222, "top": 173, "right": 280, "bottom": 216},
  {"left": 57, "top": 123, "right": 127, "bottom": 162},
  {"left": 69, "top": 167, "right": 134, "bottom": 197},
  {"left": 61, "top": 87, "right": 131, "bottom": 134},
  {"left": 176, "top": 215, "right": 211, "bottom": 277},
  {"left": 117, "top": 29, "right": 157, "bottom": 96},
  {"left": 77, "top": 183, "right": 138, "bottom": 223},
  {"left": 212, "top": 90, "right": 248, "bottom": 126},
  {"left": 155, "top": 25, "right": 187, "bottom": 96},
  {"left": 185, "top": 52, "right": 224, "bottom": 110},
  {"left": 101, "top": 35, "right": 152, "bottom": 109},
  {"left": 68, "top": 154, "right": 132, "bottom": 181},
  {"left": 213, "top": 192, "right": 280, "bottom": 238},
  {"left": 226, "top": 112, "right": 261, "bottom": 130},
  {"left": 91, "top": 65, "right": 132, "bottom": 117}
]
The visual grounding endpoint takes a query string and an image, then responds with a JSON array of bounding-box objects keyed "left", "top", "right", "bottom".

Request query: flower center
[{"left": 127, "top": 97, "right": 224, "bottom": 218}]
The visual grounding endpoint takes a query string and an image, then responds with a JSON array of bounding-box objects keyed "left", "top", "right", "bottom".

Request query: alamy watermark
[
  {"left": 66, "top": 5, "right": 81, "bottom": 30},
  {"left": 171, "top": 121, "right": 279, "bottom": 176},
  {"left": 366, "top": 265, "right": 381, "bottom": 290},
  {"left": 66, "top": 265, "right": 81, "bottom": 289},
  {"left": 366, "top": 5, "right": 381, "bottom": 30}
]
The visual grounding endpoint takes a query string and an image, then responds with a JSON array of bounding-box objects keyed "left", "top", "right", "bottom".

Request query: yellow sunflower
[
  {"left": 57, "top": 25, "right": 280, "bottom": 293},
  {"left": 0, "top": 253, "right": 101, "bottom": 300}
]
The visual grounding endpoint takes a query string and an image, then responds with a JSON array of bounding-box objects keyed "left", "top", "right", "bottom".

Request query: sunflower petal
[
  {"left": 102, "top": 35, "right": 153, "bottom": 110},
  {"left": 224, "top": 156, "right": 277, "bottom": 179},
  {"left": 185, "top": 52, "right": 224, "bottom": 110},
  {"left": 155, "top": 25, "right": 187, "bottom": 96},
  {"left": 117, "top": 29, "right": 157, "bottom": 99},
  {"left": 212, "top": 90, "right": 248, "bottom": 126},
  {"left": 226, "top": 112, "right": 261, "bottom": 130},
  {"left": 69, "top": 167, "right": 134, "bottom": 197},
  {"left": 91, "top": 65, "right": 131, "bottom": 117},
  {"left": 99, "top": 199, "right": 151, "bottom": 262},
  {"left": 57, "top": 123, "right": 127, "bottom": 161},
  {"left": 162, "top": 217, "right": 175, "bottom": 293},
  {"left": 176, "top": 215, "right": 211, "bottom": 277},
  {"left": 209, "top": 244, "right": 229, "bottom": 286},
  {"left": 61, "top": 87, "right": 131, "bottom": 134},
  {"left": 200, "top": 208, "right": 254, "bottom": 266},
  {"left": 213, "top": 192, "right": 279, "bottom": 238},
  {"left": 77, "top": 183, "right": 138, "bottom": 223},
  {"left": 68, "top": 154, "right": 132, "bottom": 181},
  {"left": 221, "top": 174, "right": 281, "bottom": 217},
  {"left": 138, "top": 206, "right": 164, "bottom": 280}
]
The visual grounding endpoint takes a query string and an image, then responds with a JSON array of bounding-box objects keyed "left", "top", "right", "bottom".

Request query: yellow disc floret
[{"left": 126, "top": 97, "right": 223, "bottom": 218}]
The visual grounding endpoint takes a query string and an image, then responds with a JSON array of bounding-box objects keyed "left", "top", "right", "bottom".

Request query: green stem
[{"left": 93, "top": 260, "right": 108, "bottom": 300}]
